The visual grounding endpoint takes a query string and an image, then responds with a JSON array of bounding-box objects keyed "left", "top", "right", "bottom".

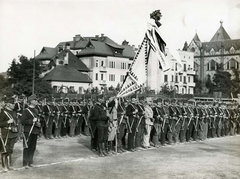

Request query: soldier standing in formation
[{"left": 0, "top": 97, "right": 18, "bottom": 172}]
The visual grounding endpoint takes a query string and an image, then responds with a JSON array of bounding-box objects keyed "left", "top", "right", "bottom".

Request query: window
[
  {"left": 70, "top": 86, "right": 75, "bottom": 93},
  {"left": 96, "top": 60, "right": 98, "bottom": 67},
  {"left": 101, "top": 74, "right": 104, "bottom": 80},
  {"left": 109, "top": 61, "right": 116, "bottom": 68},
  {"left": 184, "top": 76, "right": 186, "bottom": 83},
  {"left": 101, "top": 61, "right": 104, "bottom": 67},
  {"left": 175, "top": 76, "right": 178, "bottom": 83},
  {"left": 175, "top": 63, "right": 178, "bottom": 71},
  {"left": 109, "top": 74, "right": 115, "bottom": 81},
  {"left": 227, "top": 61, "right": 230, "bottom": 70},
  {"left": 164, "top": 75, "right": 168, "bottom": 82},
  {"left": 210, "top": 60, "right": 215, "bottom": 70},
  {"left": 121, "top": 62, "right": 127, "bottom": 69},
  {"left": 188, "top": 77, "right": 190, "bottom": 82},
  {"left": 172, "top": 75, "right": 174, "bottom": 82},
  {"left": 128, "top": 63, "right": 131, "bottom": 69},
  {"left": 184, "top": 64, "right": 186, "bottom": 71},
  {"left": 230, "top": 59, "right": 235, "bottom": 69},
  {"left": 53, "top": 86, "right": 57, "bottom": 93},
  {"left": 95, "top": 73, "right": 98, "bottom": 80},
  {"left": 180, "top": 76, "right": 182, "bottom": 82}
]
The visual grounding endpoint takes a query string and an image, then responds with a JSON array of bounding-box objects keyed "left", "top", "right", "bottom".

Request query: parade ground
[{"left": 1, "top": 135, "right": 240, "bottom": 179}]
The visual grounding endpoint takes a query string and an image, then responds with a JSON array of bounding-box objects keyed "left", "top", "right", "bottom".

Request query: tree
[
  {"left": 212, "top": 70, "right": 232, "bottom": 97},
  {"left": 159, "top": 83, "right": 174, "bottom": 96},
  {"left": 0, "top": 74, "right": 13, "bottom": 98},
  {"left": 205, "top": 74, "right": 215, "bottom": 94},
  {"left": 194, "top": 75, "right": 202, "bottom": 94},
  {"left": 7, "top": 55, "right": 52, "bottom": 98}
]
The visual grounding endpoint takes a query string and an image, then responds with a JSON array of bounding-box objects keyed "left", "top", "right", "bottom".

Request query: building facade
[
  {"left": 147, "top": 49, "right": 195, "bottom": 94},
  {"left": 183, "top": 21, "right": 240, "bottom": 92}
]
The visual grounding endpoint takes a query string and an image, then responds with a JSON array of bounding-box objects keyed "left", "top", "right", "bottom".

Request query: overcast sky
[{"left": 0, "top": 0, "right": 240, "bottom": 73}]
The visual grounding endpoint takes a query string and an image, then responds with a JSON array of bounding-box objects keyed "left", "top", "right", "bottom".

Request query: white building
[{"left": 147, "top": 49, "right": 195, "bottom": 94}]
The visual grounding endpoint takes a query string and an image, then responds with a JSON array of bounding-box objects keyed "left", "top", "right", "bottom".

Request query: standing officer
[
  {"left": 151, "top": 98, "right": 163, "bottom": 147},
  {"left": 0, "top": 97, "right": 18, "bottom": 172},
  {"left": 92, "top": 95, "right": 109, "bottom": 157},
  {"left": 116, "top": 98, "right": 127, "bottom": 153},
  {"left": 126, "top": 95, "right": 138, "bottom": 152},
  {"left": 142, "top": 97, "right": 153, "bottom": 148},
  {"left": 21, "top": 94, "right": 41, "bottom": 169},
  {"left": 135, "top": 96, "right": 145, "bottom": 150}
]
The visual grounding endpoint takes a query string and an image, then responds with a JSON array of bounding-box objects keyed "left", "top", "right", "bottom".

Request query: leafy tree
[
  {"left": 194, "top": 75, "right": 202, "bottom": 94},
  {"left": 212, "top": 70, "right": 232, "bottom": 97},
  {"left": 7, "top": 55, "right": 52, "bottom": 98},
  {"left": 205, "top": 74, "right": 215, "bottom": 94},
  {"left": 159, "top": 83, "right": 174, "bottom": 96},
  {"left": 0, "top": 74, "right": 13, "bottom": 98}
]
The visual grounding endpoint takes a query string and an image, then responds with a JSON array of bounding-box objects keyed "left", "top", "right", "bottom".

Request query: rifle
[
  {"left": 187, "top": 116, "right": 193, "bottom": 130},
  {"left": 135, "top": 116, "right": 143, "bottom": 133},
  {"left": 117, "top": 114, "right": 124, "bottom": 133},
  {"left": 194, "top": 116, "right": 199, "bottom": 131},
  {"left": 126, "top": 116, "right": 132, "bottom": 133},
  {"left": 0, "top": 128, "right": 7, "bottom": 153}
]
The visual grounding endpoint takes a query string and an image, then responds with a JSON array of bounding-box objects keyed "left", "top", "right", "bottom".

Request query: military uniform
[
  {"left": 126, "top": 97, "right": 138, "bottom": 151},
  {"left": 92, "top": 95, "right": 109, "bottom": 157},
  {"left": 0, "top": 100, "right": 18, "bottom": 172}
]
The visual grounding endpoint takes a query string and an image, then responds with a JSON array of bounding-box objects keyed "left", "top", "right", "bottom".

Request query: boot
[
  {"left": 1, "top": 154, "right": 8, "bottom": 172},
  {"left": 6, "top": 155, "right": 14, "bottom": 171},
  {"left": 160, "top": 133, "right": 166, "bottom": 146},
  {"left": 98, "top": 143, "right": 104, "bottom": 157},
  {"left": 109, "top": 141, "right": 116, "bottom": 155},
  {"left": 102, "top": 143, "right": 108, "bottom": 156}
]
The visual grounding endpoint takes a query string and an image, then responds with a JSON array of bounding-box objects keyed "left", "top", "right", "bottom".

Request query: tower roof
[
  {"left": 193, "top": 33, "right": 201, "bottom": 42},
  {"left": 210, "top": 21, "right": 231, "bottom": 42}
]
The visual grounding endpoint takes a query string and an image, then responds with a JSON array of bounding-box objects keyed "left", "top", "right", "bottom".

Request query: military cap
[
  {"left": 138, "top": 95, "right": 145, "bottom": 101},
  {"left": 156, "top": 98, "right": 163, "bottom": 103},
  {"left": 171, "top": 98, "right": 177, "bottom": 104},
  {"left": 130, "top": 94, "right": 137, "bottom": 99},
  {"left": 164, "top": 99, "right": 170, "bottom": 103},
  {"left": 28, "top": 94, "right": 37, "bottom": 102}
]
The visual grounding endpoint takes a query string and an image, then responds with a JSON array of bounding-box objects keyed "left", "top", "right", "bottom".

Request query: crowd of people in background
[{"left": 1, "top": 93, "right": 240, "bottom": 172}]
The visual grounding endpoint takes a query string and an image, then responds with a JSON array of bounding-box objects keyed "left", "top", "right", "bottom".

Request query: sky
[{"left": 0, "top": 0, "right": 240, "bottom": 73}]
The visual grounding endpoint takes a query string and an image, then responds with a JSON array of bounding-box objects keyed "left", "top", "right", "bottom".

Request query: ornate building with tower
[{"left": 183, "top": 21, "right": 240, "bottom": 93}]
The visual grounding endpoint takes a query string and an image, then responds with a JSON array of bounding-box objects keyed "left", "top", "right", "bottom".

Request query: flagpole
[{"left": 32, "top": 50, "right": 36, "bottom": 95}]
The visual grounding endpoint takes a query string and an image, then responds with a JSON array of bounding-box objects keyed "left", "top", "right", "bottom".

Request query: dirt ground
[{"left": 1, "top": 134, "right": 240, "bottom": 179}]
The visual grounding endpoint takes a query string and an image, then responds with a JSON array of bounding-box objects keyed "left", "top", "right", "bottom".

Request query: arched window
[{"left": 210, "top": 60, "right": 215, "bottom": 70}]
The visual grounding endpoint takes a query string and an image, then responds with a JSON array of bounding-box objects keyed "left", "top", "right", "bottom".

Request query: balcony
[
  {"left": 99, "top": 66, "right": 107, "bottom": 72},
  {"left": 187, "top": 68, "right": 196, "bottom": 75},
  {"left": 99, "top": 80, "right": 107, "bottom": 85}
]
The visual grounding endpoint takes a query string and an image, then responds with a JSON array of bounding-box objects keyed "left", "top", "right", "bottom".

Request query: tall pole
[{"left": 32, "top": 50, "right": 36, "bottom": 95}]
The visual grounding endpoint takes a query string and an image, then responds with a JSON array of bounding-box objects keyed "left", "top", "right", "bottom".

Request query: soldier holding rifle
[
  {"left": 92, "top": 94, "right": 109, "bottom": 157},
  {"left": 116, "top": 98, "right": 127, "bottom": 153},
  {"left": 135, "top": 96, "right": 145, "bottom": 150},
  {"left": 0, "top": 97, "right": 18, "bottom": 172},
  {"left": 151, "top": 98, "right": 163, "bottom": 147},
  {"left": 160, "top": 99, "right": 170, "bottom": 146},
  {"left": 126, "top": 95, "right": 138, "bottom": 152},
  {"left": 21, "top": 94, "right": 41, "bottom": 169}
]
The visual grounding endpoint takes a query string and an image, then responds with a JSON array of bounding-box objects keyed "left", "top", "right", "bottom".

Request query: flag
[{"left": 117, "top": 38, "right": 148, "bottom": 98}]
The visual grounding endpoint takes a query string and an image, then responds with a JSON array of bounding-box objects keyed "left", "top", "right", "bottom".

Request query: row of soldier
[
  {"left": 12, "top": 96, "right": 92, "bottom": 141},
  {"left": 88, "top": 94, "right": 240, "bottom": 156},
  {"left": 1, "top": 93, "right": 240, "bottom": 170}
]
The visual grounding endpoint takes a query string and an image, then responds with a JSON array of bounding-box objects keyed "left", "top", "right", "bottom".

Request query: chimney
[
  {"left": 122, "top": 40, "right": 129, "bottom": 45},
  {"left": 101, "top": 33, "right": 104, "bottom": 37},
  {"left": 64, "top": 51, "right": 69, "bottom": 65},
  {"left": 57, "top": 45, "right": 63, "bottom": 53},
  {"left": 66, "top": 42, "right": 70, "bottom": 50},
  {"left": 74, "top": 34, "right": 81, "bottom": 41}
]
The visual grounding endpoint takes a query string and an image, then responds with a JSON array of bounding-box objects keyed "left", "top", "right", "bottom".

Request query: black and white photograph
[{"left": 0, "top": 0, "right": 240, "bottom": 178}]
